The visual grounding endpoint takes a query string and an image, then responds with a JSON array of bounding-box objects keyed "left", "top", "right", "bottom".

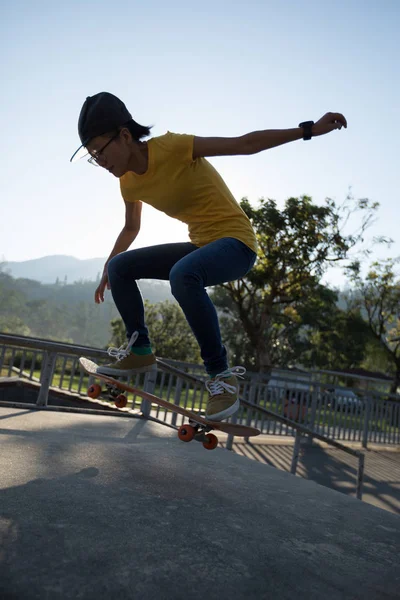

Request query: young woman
[{"left": 71, "top": 92, "right": 346, "bottom": 421}]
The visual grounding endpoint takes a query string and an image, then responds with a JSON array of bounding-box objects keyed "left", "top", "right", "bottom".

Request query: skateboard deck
[{"left": 79, "top": 357, "right": 260, "bottom": 450}]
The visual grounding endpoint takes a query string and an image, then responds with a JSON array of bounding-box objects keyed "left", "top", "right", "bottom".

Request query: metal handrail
[{"left": 0, "top": 332, "right": 108, "bottom": 359}]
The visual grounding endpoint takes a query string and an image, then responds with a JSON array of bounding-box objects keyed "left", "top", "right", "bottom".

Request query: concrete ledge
[{"left": 0, "top": 377, "right": 126, "bottom": 414}]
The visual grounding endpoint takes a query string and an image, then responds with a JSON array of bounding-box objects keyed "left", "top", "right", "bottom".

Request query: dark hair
[{"left": 120, "top": 119, "right": 152, "bottom": 141}]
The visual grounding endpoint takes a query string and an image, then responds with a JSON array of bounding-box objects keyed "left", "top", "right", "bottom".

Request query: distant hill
[
  {"left": 2, "top": 255, "right": 173, "bottom": 303},
  {"left": 5, "top": 255, "right": 113, "bottom": 284}
]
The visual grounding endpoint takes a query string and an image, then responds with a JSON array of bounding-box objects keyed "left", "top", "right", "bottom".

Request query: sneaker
[
  {"left": 97, "top": 331, "right": 157, "bottom": 377},
  {"left": 205, "top": 366, "right": 246, "bottom": 421}
]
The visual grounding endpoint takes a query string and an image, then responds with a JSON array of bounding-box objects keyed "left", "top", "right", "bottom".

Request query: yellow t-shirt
[{"left": 119, "top": 132, "right": 257, "bottom": 253}]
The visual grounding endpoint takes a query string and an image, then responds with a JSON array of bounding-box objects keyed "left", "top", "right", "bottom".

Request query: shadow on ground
[{"left": 224, "top": 440, "right": 400, "bottom": 515}]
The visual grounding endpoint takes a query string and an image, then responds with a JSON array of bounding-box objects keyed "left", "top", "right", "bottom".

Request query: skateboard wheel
[
  {"left": 203, "top": 433, "right": 218, "bottom": 450},
  {"left": 115, "top": 394, "right": 128, "bottom": 408},
  {"left": 178, "top": 424, "right": 195, "bottom": 442},
  {"left": 87, "top": 384, "right": 102, "bottom": 399}
]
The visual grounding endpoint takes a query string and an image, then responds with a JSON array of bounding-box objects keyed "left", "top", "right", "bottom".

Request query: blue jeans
[{"left": 107, "top": 238, "right": 256, "bottom": 375}]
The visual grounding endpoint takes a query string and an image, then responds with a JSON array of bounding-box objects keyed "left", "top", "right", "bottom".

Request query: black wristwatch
[{"left": 298, "top": 121, "right": 314, "bottom": 140}]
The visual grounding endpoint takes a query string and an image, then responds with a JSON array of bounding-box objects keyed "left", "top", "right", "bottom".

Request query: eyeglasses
[{"left": 88, "top": 131, "right": 120, "bottom": 166}]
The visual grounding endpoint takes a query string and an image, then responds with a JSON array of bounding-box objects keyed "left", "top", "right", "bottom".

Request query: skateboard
[{"left": 79, "top": 357, "right": 260, "bottom": 450}]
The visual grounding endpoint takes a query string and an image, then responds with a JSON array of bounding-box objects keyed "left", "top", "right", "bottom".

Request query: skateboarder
[{"left": 70, "top": 92, "right": 346, "bottom": 421}]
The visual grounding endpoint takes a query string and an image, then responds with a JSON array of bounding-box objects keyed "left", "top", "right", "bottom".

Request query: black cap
[{"left": 70, "top": 92, "right": 132, "bottom": 162}]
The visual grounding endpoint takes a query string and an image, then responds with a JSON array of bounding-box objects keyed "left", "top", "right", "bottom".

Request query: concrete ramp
[{"left": 0, "top": 407, "right": 399, "bottom": 599}]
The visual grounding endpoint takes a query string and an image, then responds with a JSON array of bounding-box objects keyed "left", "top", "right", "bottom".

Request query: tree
[
  {"left": 212, "top": 292, "right": 256, "bottom": 369},
  {"left": 212, "top": 192, "right": 378, "bottom": 372},
  {"left": 0, "top": 315, "right": 31, "bottom": 336},
  {"left": 0, "top": 271, "right": 30, "bottom": 335},
  {"left": 295, "top": 285, "right": 371, "bottom": 369},
  {"left": 109, "top": 300, "right": 201, "bottom": 363},
  {"left": 214, "top": 282, "right": 371, "bottom": 371},
  {"left": 346, "top": 258, "right": 400, "bottom": 394}
]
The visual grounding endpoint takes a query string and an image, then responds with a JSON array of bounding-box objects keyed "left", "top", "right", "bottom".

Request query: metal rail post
[
  {"left": 226, "top": 411, "right": 237, "bottom": 451},
  {"left": 37, "top": 351, "right": 56, "bottom": 407},
  {"left": 362, "top": 398, "right": 371, "bottom": 449},
  {"left": 290, "top": 430, "right": 302, "bottom": 475},
  {"left": 172, "top": 378, "right": 183, "bottom": 427},
  {"left": 141, "top": 368, "right": 157, "bottom": 418},
  {"left": 356, "top": 453, "right": 365, "bottom": 500}
]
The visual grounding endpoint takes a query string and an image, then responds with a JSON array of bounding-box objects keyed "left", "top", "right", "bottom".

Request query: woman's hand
[
  {"left": 94, "top": 270, "right": 110, "bottom": 304},
  {"left": 312, "top": 112, "right": 347, "bottom": 137}
]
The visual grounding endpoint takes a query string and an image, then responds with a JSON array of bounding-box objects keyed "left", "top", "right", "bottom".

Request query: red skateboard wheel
[
  {"left": 203, "top": 433, "right": 218, "bottom": 450},
  {"left": 87, "top": 384, "right": 102, "bottom": 399},
  {"left": 178, "top": 424, "right": 196, "bottom": 442}
]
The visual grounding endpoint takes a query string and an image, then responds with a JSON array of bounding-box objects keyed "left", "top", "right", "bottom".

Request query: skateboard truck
[
  {"left": 87, "top": 382, "right": 128, "bottom": 409},
  {"left": 178, "top": 420, "right": 219, "bottom": 450}
]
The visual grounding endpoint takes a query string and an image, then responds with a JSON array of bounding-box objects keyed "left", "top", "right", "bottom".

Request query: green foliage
[
  {"left": 295, "top": 289, "right": 372, "bottom": 369},
  {"left": 0, "top": 267, "right": 200, "bottom": 363},
  {"left": 0, "top": 270, "right": 171, "bottom": 347},
  {"left": 109, "top": 300, "right": 201, "bottom": 363},
  {"left": 13, "top": 351, "right": 43, "bottom": 371},
  {"left": 212, "top": 193, "right": 378, "bottom": 371},
  {"left": 346, "top": 258, "right": 400, "bottom": 392},
  {"left": 213, "top": 283, "right": 371, "bottom": 372}
]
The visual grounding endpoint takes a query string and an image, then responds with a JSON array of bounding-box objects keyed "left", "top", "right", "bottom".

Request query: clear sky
[{"left": 1, "top": 0, "right": 399, "bottom": 286}]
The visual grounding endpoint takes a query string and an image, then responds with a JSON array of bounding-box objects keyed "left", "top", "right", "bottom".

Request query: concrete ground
[
  {"left": 225, "top": 437, "right": 400, "bottom": 515},
  {"left": 3, "top": 378, "right": 399, "bottom": 514},
  {"left": 0, "top": 406, "right": 399, "bottom": 600}
]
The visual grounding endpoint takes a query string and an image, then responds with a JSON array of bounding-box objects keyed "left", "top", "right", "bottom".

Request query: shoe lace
[
  {"left": 205, "top": 366, "right": 246, "bottom": 396},
  {"left": 107, "top": 331, "right": 139, "bottom": 362}
]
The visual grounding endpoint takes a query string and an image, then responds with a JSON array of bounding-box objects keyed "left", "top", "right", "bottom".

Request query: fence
[
  {"left": 0, "top": 333, "right": 399, "bottom": 447},
  {"left": 0, "top": 333, "right": 373, "bottom": 499}
]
